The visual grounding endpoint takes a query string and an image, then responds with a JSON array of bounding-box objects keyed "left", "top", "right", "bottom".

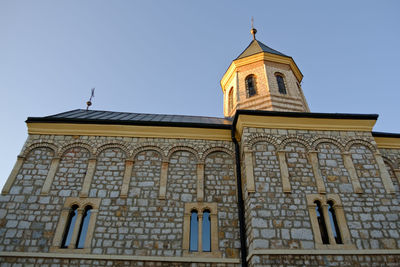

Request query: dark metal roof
[
  {"left": 236, "top": 39, "right": 289, "bottom": 60},
  {"left": 372, "top": 131, "right": 400, "bottom": 138},
  {"left": 26, "top": 109, "right": 233, "bottom": 129},
  {"left": 27, "top": 109, "right": 388, "bottom": 134}
]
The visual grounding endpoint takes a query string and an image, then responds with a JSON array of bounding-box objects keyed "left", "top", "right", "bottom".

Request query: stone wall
[
  {"left": 249, "top": 254, "right": 400, "bottom": 267},
  {"left": 379, "top": 147, "right": 400, "bottom": 192},
  {"left": 240, "top": 127, "right": 400, "bottom": 266},
  {"left": 1, "top": 129, "right": 399, "bottom": 266},
  {"left": 0, "top": 134, "right": 239, "bottom": 262},
  {"left": 51, "top": 147, "right": 89, "bottom": 197},
  {"left": 1, "top": 257, "right": 238, "bottom": 267},
  {"left": 317, "top": 142, "right": 352, "bottom": 194}
]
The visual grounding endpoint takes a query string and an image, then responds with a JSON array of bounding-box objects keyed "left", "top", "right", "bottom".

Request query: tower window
[
  {"left": 276, "top": 74, "right": 287, "bottom": 94},
  {"left": 245, "top": 75, "right": 257, "bottom": 98},
  {"left": 228, "top": 87, "right": 234, "bottom": 113}
]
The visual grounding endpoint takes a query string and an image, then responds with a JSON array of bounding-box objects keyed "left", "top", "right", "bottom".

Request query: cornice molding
[
  {"left": 235, "top": 115, "right": 376, "bottom": 141},
  {"left": 247, "top": 249, "right": 400, "bottom": 261},
  {"left": 221, "top": 52, "right": 303, "bottom": 92},
  {"left": 27, "top": 123, "right": 232, "bottom": 141},
  {"left": 374, "top": 136, "right": 400, "bottom": 149},
  {"left": 0, "top": 252, "right": 239, "bottom": 263}
]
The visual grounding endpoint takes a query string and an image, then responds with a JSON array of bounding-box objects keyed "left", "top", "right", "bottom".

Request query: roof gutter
[
  {"left": 231, "top": 113, "right": 248, "bottom": 267},
  {"left": 232, "top": 109, "right": 379, "bottom": 120}
]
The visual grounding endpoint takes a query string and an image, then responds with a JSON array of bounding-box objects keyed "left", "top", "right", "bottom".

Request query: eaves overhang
[
  {"left": 232, "top": 110, "right": 379, "bottom": 140},
  {"left": 220, "top": 52, "right": 303, "bottom": 93},
  {"left": 372, "top": 131, "right": 400, "bottom": 149},
  {"left": 26, "top": 116, "right": 232, "bottom": 129},
  {"left": 26, "top": 117, "right": 233, "bottom": 141}
]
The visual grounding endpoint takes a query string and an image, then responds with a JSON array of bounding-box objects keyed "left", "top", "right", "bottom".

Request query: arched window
[
  {"left": 189, "top": 210, "right": 198, "bottom": 251},
  {"left": 61, "top": 205, "right": 78, "bottom": 248},
  {"left": 276, "top": 74, "right": 287, "bottom": 94},
  {"left": 202, "top": 210, "right": 211, "bottom": 252},
  {"left": 307, "top": 195, "right": 352, "bottom": 249},
  {"left": 183, "top": 203, "right": 219, "bottom": 255},
  {"left": 76, "top": 205, "right": 93, "bottom": 248},
  {"left": 228, "top": 87, "right": 234, "bottom": 113},
  {"left": 327, "top": 201, "right": 342, "bottom": 244},
  {"left": 315, "top": 200, "right": 329, "bottom": 244},
  {"left": 245, "top": 75, "right": 257, "bottom": 98}
]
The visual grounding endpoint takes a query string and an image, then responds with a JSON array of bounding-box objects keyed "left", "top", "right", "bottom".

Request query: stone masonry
[
  {"left": 0, "top": 134, "right": 240, "bottom": 266},
  {"left": 241, "top": 127, "right": 400, "bottom": 266}
]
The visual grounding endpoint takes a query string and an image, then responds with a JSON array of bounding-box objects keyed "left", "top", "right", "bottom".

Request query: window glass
[
  {"left": 315, "top": 201, "right": 329, "bottom": 244},
  {"left": 328, "top": 201, "right": 343, "bottom": 244},
  {"left": 61, "top": 205, "right": 78, "bottom": 248},
  {"left": 245, "top": 75, "right": 256, "bottom": 97},
  {"left": 76, "top": 206, "right": 92, "bottom": 249},
  {"left": 202, "top": 210, "right": 211, "bottom": 252},
  {"left": 189, "top": 210, "right": 198, "bottom": 251},
  {"left": 276, "top": 75, "right": 287, "bottom": 94}
]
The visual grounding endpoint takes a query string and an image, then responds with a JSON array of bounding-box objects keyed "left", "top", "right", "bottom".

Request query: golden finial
[
  {"left": 86, "top": 88, "right": 95, "bottom": 110},
  {"left": 250, "top": 17, "right": 257, "bottom": 40}
]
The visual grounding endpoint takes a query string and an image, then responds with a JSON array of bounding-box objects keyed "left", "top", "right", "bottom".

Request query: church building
[{"left": 1, "top": 28, "right": 399, "bottom": 266}]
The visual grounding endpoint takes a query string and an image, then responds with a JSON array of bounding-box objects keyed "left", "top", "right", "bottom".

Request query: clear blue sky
[{"left": 1, "top": 1, "right": 399, "bottom": 189}]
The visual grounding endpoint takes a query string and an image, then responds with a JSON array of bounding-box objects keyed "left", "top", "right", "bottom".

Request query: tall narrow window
[
  {"left": 76, "top": 206, "right": 92, "bottom": 248},
  {"left": 315, "top": 201, "right": 329, "bottom": 244},
  {"left": 276, "top": 74, "right": 287, "bottom": 94},
  {"left": 202, "top": 210, "right": 211, "bottom": 252},
  {"left": 61, "top": 205, "right": 78, "bottom": 248},
  {"left": 307, "top": 195, "right": 353, "bottom": 249},
  {"left": 189, "top": 210, "right": 198, "bottom": 251},
  {"left": 328, "top": 201, "right": 342, "bottom": 244},
  {"left": 228, "top": 87, "right": 234, "bottom": 113},
  {"left": 245, "top": 75, "right": 257, "bottom": 98}
]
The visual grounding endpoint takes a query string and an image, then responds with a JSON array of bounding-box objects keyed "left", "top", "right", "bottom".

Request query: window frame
[
  {"left": 183, "top": 202, "right": 221, "bottom": 257},
  {"left": 51, "top": 197, "right": 100, "bottom": 253},
  {"left": 245, "top": 74, "right": 257, "bottom": 98},
  {"left": 60, "top": 204, "right": 79, "bottom": 248},
  {"left": 307, "top": 194, "right": 354, "bottom": 249},
  {"left": 275, "top": 72, "right": 287, "bottom": 95},
  {"left": 228, "top": 87, "right": 234, "bottom": 114}
]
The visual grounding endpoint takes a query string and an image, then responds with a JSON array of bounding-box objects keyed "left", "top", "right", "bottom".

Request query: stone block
[{"left": 291, "top": 228, "right": 313, "bottom": 240}]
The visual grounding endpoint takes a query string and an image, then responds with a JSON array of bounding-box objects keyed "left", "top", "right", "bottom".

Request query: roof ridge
[{"left": 236, "top": 39, "right": 288, "bottom": 60}]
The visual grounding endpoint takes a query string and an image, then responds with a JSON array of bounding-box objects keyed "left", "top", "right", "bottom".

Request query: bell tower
[{"left": 221, "top": 27, "right": 310, "bottom": 117}]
